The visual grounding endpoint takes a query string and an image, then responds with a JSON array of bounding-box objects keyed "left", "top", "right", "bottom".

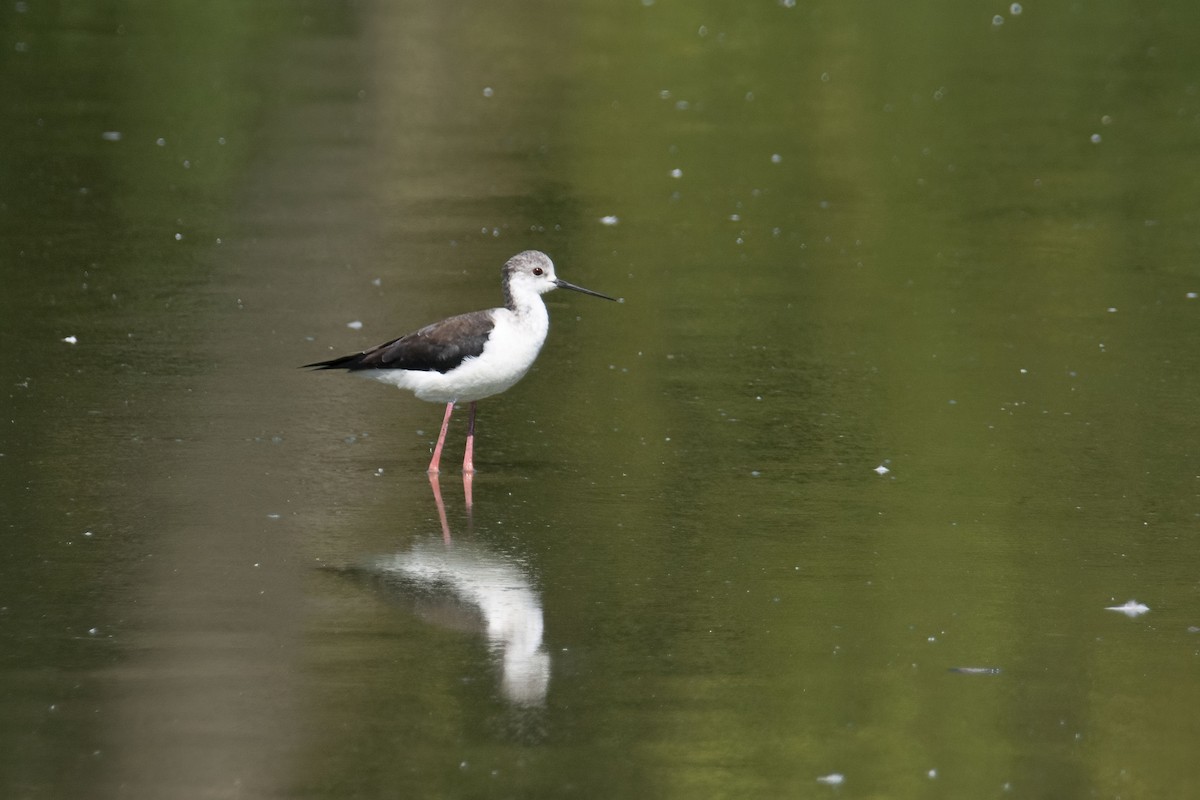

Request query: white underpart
[{"left": 359, "top": 263, "right": 556, "bottom": 404}]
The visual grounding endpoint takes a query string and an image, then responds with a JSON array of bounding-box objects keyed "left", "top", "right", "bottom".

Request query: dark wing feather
[{"left": 304, "top": 310, "right": 495, "bottom": 375}]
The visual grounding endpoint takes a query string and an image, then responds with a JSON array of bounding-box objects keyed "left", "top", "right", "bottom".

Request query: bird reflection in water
[{"left": 339, "top": 473, "right": 550, "bottom": 707}]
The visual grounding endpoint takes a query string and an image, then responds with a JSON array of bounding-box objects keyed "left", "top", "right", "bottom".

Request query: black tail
[{"left": 301, "top": 353, "right": 364, "bottom": 370}]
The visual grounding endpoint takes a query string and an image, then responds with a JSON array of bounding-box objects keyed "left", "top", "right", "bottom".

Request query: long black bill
[{"left": 554, "top": 278, "right": 618, "bottom": 301}]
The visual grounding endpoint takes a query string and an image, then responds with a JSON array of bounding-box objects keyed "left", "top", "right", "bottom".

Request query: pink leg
[
  {"left": 462, "top": 401, "right": 477, "bottom": 474},
  {"left": 428, "top": 402, "right": 454, "bottom": 474}
]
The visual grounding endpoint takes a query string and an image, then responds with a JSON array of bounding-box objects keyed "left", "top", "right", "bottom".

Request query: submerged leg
[
  {"left": 428, "top": 472, "right": 451, "bottom": 543},
  {"left": 462, "top": 401, "right": 478, "bottom": 474},
  {"left": 428, "top": 402, "right": 455, "bottom": 474}
]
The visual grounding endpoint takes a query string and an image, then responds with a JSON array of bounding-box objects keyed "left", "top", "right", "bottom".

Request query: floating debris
[
  {"left": 1106, "top": 600, "right": 1150, "bottom": 617},
  {"left": 816, "top": 773, "right": 845, "bottom": 786},
  {"left": 948, "top": 666, "right": 1002, "bottom": 675},
  {"left": 599, "top": 215, "right": 620, "bottom": 226},
  {"left": 62, "top": 335, "right": 78, "bottom": 345},
  {"left": 874, "top": 464, "right": 890, "bottom": 475},
  {"left": 346, "top": 320, "right": 364, "bottom": 330}
]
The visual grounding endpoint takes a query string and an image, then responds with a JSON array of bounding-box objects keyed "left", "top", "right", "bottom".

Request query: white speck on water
[
  {"left": 750, "top": 470, "right": 761, "bottom": 477},
  {"left": 174, "top": 233, "right": 183, "bottom": 241},
  {"left": 88, "top": 628, "right": 99, "bottom": 636},
  {"left": 1010, "top": 2, "right": 1022, "bottom": 13},
  {"left": 217, "top": 136, "right": 226, "bottom": 145},
  {"left": 1186, "top": 292, "right": 1198, "bottom": 299},
  {"left": 670, "top": 168, "right": 683, "bottom": 178},
  {"left": 820, "top": 71, "right": 830, "bottom": 82},
  {"left": 182, "top": 159, "right": 190, "bottom": 169},
  {"left": 347, "top": 320, "right": 363, "bottom": 330},
  {"left": 729, "top": 214, "right": 740, "bottom": 222},
  {"left": 371, "top": 277, "right": 381, "bottom": 286},
  {"left": 482, "top": 86, "right": 494, "bottom": 97},
  {"left": 928, "top": 769, "right": 938, "bottom": 779},
  {"left": 674, "top": 100, "right": 690, "bottom": 110},
  {"left": 992, "top": 14, "right": 1004, "bottom": 26},
  {"left": 599, "top": 215, "right": 620, "bottom": 226},
  {"left": 155, "top": 137, "right": 166, "bottom": 146},
  {"left": 83, "top": 530, "right": 93, "bottom": 537},
  {"left": 771, "top": 153, "right": 782, "bottom": 163},
  {"left": 1101, "top": 114, "right": 1113, "bottom": 125},
  {"left": 816, "top": 773, "right": 844, "bottom": 786},
  {"left": 101, "top": 131, "right": 122, "bottom": 141},
  {"left": 62, "top": 335, "right": 78, "bottom": 344},
  {"left": 1105, "top": 600, "right": 1149, "bottom": 617},
  {"left": 266, "top": 513, "right": 281, "bottom": 520},
  {"left": 659, "top": 89, "right": 671, "bottom": 99},
  {"left": 1106, "top": 307, "right": 1117, "bottom": 313},
  {"left": 1019, "top": 368, "right": 1028, "bottom": 374},
  {"left": 874, "top": 464, "right": 889, "bottom": 475},
  {"left": 1091, "top": 133, "right": 1102, "bottom": 143}
]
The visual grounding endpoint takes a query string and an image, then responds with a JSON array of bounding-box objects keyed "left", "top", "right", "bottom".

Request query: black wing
[{"left": 304, "top": 311, "right": 495, "bottom": 374}]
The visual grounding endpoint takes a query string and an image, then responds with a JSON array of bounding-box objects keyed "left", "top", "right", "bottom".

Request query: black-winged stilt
[{"left": 304, "top": 250, "right": 616, "bottom": 474}]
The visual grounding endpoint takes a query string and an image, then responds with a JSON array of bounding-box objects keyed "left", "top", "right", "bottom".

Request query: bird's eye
[{"left": 532, "top": 267, "right": 544, "bottom": 276}]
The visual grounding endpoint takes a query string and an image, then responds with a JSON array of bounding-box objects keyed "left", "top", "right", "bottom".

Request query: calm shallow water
[{"left": 2, "top": 1, "right": 1199, "bottom": 798}]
